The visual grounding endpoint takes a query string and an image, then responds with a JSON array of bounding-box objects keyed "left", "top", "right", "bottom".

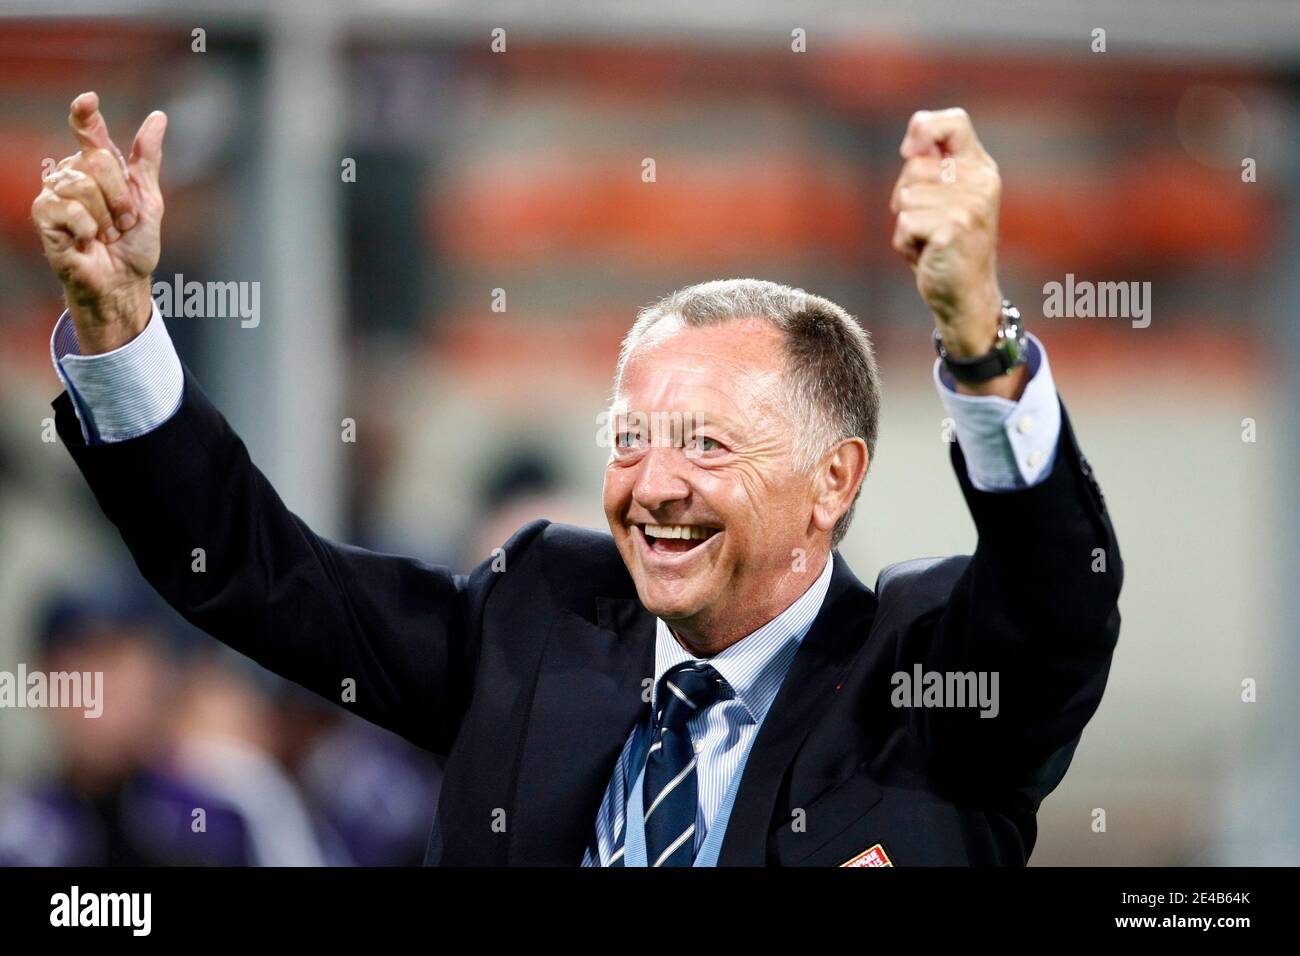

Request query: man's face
[{"left": 603, "top": 317, "right": 822, "bottom": 646}]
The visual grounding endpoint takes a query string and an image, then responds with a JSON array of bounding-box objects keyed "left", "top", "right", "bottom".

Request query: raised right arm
[{"left": 34, "top": 92, "right": 520, "bottom": 753}]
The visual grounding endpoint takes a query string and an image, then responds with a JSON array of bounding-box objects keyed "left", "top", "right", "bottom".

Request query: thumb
[{"left": 128, "top": 110, "right": 167, "bottom": 186}]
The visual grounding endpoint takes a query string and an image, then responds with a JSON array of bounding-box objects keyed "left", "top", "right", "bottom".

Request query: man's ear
[{"left": 811, "top": 437, "right": 869, "bottom": 536}]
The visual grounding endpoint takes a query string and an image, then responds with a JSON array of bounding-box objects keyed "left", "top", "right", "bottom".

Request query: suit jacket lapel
[
  {"left": 718, "top": 554, "right": 877, "bottom": 865},
  {"left": 507, "top": 596, "right": 654, "bottom": 864}
]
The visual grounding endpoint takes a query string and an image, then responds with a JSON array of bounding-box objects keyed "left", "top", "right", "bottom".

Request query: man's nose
[{"left": 632, "top": 446, "right": 691, "bottom": 512}]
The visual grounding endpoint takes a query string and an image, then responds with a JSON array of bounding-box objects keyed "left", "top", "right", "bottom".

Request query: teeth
[{"left": 642, "top": 524, "right": 718, "bottom": 541}]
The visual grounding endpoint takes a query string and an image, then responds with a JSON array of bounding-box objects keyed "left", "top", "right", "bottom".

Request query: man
[{"left": 32, "top": 92, "right": 1121, "bottom": 866}]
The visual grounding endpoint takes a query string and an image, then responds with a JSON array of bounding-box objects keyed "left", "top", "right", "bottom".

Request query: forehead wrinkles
[{"left": 616, "top": 329, "right": 794, "bottom": 431}]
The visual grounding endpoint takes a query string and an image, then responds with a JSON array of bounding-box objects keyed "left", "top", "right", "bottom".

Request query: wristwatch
[{"left": 933, "top": 299, "right": 1027, "bottom": 384}]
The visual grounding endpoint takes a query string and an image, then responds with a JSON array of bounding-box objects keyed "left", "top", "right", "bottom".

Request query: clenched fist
[
  {"left": 890, "top": 108, "right": 1024, "bottom": 398},
  {"left": 32, "top": 91, "right": 167, "bottom": 354}
]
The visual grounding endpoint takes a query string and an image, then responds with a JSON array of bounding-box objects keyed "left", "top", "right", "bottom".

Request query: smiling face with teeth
[{"left": 604, "top": 316, "right": 865, "bottom": 654}]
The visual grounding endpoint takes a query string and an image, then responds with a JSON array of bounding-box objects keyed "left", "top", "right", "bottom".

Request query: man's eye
[
  {"left": 687, "top": 435, "right": 722, "bottom": 454},
  {"left": 615, "top": 431, "right": 643, "bottom": 450}
]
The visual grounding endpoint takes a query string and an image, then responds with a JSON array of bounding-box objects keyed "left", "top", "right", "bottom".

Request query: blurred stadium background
[{"left": 1, "top": 1, "right": 1297, "bottom": 865}]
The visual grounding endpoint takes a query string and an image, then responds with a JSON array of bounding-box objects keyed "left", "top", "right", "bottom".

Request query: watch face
[
  {"left": 998, "top": 302, "right": 1025, "bottom": 369},
  {"left": 1002, "top": 328, "right": 1024, "bottom": 368}
]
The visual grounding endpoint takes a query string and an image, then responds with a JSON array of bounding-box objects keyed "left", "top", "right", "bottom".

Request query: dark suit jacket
[{"left": 54, "top": 368, "right": 1122, "bottom": 866}]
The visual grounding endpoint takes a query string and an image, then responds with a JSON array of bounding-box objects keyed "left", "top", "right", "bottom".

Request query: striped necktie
[{"left": 639, "top": 661, "right": 727, "bottom": 867}]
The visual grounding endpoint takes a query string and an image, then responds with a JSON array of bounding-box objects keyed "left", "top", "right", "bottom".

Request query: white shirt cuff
[
  {"left": 51, "top": 300, "right": 185, "bottom": 445},
  {"left": 933, "top": 332, "right": 1062, "bottom": 492}
]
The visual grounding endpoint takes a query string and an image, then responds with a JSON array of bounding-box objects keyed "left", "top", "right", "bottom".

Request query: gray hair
[{"left": 614, "top": 278, "right": 881, "bottom": 546}]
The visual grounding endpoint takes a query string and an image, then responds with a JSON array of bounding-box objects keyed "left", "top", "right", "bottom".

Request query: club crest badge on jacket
[{"left": 840, "top": 843, "right": 893, "bottom": 867}]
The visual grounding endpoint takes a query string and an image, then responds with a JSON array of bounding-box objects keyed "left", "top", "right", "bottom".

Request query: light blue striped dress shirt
[
  {"left": 49, "top": 305, "right": 1064, "bottom": 866},
  {"left": 51, "top": 301, "right": 183, "bottom": 445}
]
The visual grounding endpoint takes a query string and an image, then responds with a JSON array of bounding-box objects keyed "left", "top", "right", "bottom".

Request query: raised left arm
[{"left": 890, "top": 108, "right": 1124, "bottom": 809}]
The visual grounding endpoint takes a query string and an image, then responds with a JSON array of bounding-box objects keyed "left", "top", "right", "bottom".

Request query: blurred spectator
[
  {"left": 293, "top": 711, "right": 443, "bottom": 867},
  {"left": 464, "top": 450, "right": 591, "bottom": 571},
  {"left": 0, "top": 587, "right": 322, "bottom": 864},
  {"left": 0, "top": 588, "right": 182, "bottom": 865}
]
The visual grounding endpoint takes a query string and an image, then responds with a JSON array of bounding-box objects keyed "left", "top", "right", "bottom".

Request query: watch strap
[{"left": 933, "top": 300, "right": 1026, "bottom": 384}]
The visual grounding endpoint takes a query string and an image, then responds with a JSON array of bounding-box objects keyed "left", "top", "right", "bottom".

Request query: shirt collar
[{"left": 652, "top": 553, "right": 836, "bottom": 725}]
